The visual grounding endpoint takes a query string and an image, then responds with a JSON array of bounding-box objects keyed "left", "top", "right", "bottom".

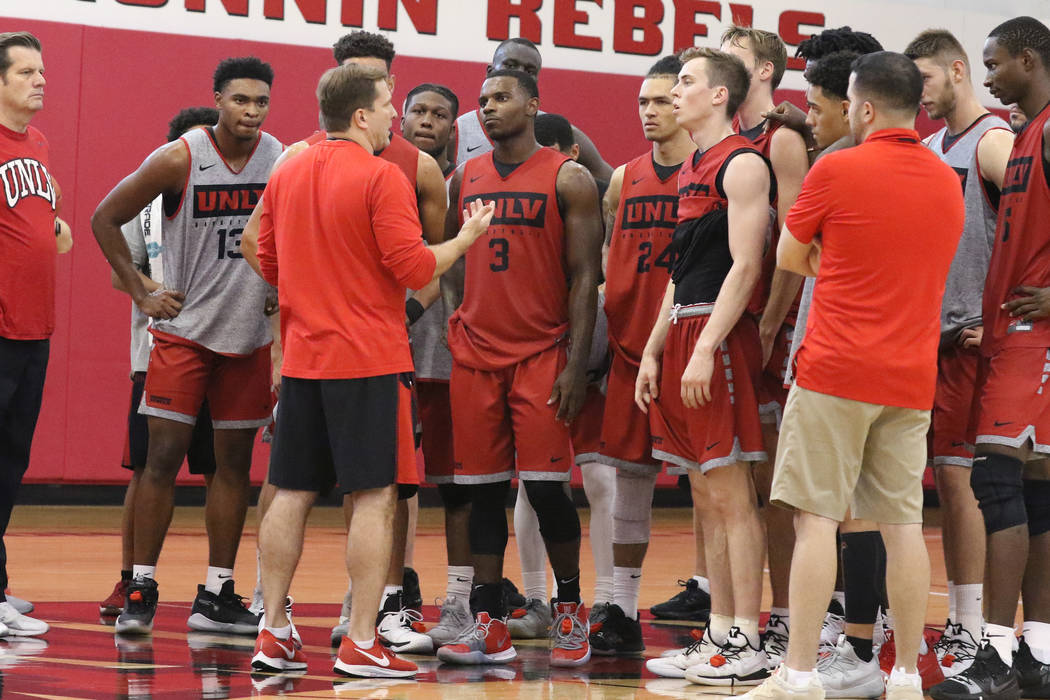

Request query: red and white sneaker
[
  {"left": 436, "top": 612, "right": 517, "bottom": 665},
  {"left": 334, "top": 637, "right": 417, "bottom": 678},
  {"left": 878, "top": 628, "right": 946, "bottom": 690},
  {"left": 550, "top": 601, "right": 591, "bottom": 667},
  {"left": 251, "top": 629, "right": 307, "bottom": 673}
]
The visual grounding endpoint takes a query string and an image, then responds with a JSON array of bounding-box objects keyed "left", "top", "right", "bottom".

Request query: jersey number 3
[{"left": 489, "top": 237, "right": 509, "bottom": 272}]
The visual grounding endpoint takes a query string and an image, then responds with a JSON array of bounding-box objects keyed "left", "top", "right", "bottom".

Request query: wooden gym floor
[{"left": 0, "top": 505, "right": 953, "bottom": 699}]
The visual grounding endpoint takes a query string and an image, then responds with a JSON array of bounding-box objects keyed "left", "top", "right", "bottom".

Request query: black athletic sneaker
[
  {"left": 402, "top": 567, "right": 423, "bottom": 612},
  {"left": 589, "top": 603, "right": 644, "bottom": 655},
  {"left": 930, "top": 640, "right": 1020, "bottom": 700},
  {"left": 186, "top": 581, "right": 261, "bottom": 635},
  {"left": 501, "top": 578, "right": 526, "bottom": 609},
  {"left": 115, "top": 577, "right": 159, "bottom": 634},
  {"left": 589, "top": 601, "right": 611, "bottom": 631},
  {"left": 649, "top": 578, "right": 711, "bottom": 621},
  {"left": 1015, "top": 637, "right": 1050, "bottom": 698}
]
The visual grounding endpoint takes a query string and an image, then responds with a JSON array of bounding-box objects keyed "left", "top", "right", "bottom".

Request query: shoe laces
[
  {"left": 551, "top": 606, "right": 588, "bottom": 651},
  {"left": 934, "top": 623, "right": 961, "bottom": 655},
  {"left": 710, "top": 630, "right": 757, "bottom": 667},
  {"left": 387, "top": 606, "right": 424, "bottom": 630},
  {"left": 763, "top": 621, "right": 789, "bottom": 658},
  {"left": 470, "top": 615, "right": 501, "bottom": 642}
]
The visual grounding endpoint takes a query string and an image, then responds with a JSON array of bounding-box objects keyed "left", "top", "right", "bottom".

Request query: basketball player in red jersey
[
  {"left": 721, "top": 29, "right": 809, "bottom": 653},
  {"left": 436, "top": 69, "right": 602, "bottom": 667},
  {"left": 933, "top": 16, "right": 1050, "bottom": 700},
  {"left": 635, "top": 47, "right": 774, "bottom": 686},
  {"left": 588, "top": 55, "right": 702, "bottom": 658}
]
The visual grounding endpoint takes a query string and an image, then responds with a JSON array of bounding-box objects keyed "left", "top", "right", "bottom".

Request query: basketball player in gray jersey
[
  {"left": 91, "top": 57, "right": 282, "bottom": 635},
  {"left": 904, "top": 29, "right": 1014, "bottom": 676}
]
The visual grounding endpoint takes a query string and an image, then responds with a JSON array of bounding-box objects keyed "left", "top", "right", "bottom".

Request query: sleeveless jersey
[
  {"left": 154, "top": 127, "right": 282, "bottom": 355},
  {"left": 448, "top": 147, "right": 571, "bottom": 370},
  {"left": 604, "top": 152, "right": 681, "bottom": 363},
  {"left": 674, "top": 135, "right": 769, "bottom": 306},
  {"left": 927, "top": 113, "right": 1011, "bottom": 344},
  {"left": 0, "top": 123, "right": 56, "bottom": 340},
  {"left": 983, "top": 102, "right": 1050, "bottom": 354}
]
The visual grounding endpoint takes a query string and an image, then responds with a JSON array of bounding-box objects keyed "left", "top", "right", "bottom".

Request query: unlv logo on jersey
[
  {"left": 193, "top": 183, "right": 266, "bottom": 219},
  {"left": 621, "top": 195, "right": 678, "bottom": 230},
  {"left": 0, "top": 158, "right": 56, "bottom": 210},
  {"left": 464, "top": 192, "right": 547, "bottom": 227},
  {"left": 1002, "top": 156, "right": 1032, "bottom": 196}
]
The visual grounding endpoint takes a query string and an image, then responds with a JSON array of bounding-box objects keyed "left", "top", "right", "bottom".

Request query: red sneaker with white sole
[
  {"left": 550, "top": 601, "right": 591, "bottom": 667},
  {"left": 334, "top": 637, "right": 417, "bottom": 678},
  {"left": 251, "top": 629, "right": 307, "bottom": 673},
  {"left": 878, "top": 628, "right": 946, "bottom": 690},
  {"left": 436, "top": 612, "right": 517, "bottom": 665}
]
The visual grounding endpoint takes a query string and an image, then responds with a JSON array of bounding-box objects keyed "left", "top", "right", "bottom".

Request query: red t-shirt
[
  {"left": 257, "top": 139, "right": 435, "bottom": 379},
  {"left": 0, "top": 123, "right": 57, "bottom": 340},
  {"left": 448, "top": 148, "right": 571, "bottom": 370},
  {"left": 983, "top": 102, "right": 1050, "bottom": 354},
  {"left": 604, "top": 152, "right": 680, "bottom": 363},
  {"left": 786, "top": 129, "right": 964, "bottom": 409},
  {"left": 304, "top": 130, "right": 418, "bottom": 188}
]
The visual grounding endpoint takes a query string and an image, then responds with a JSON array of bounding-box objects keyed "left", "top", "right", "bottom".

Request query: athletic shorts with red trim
[
  {"left": 450, "top": 344, "right": 573, "bottom": 484},
  {"left": 598, "top": 351, "right": 683, "bottom": 475},
  {"left": 971, "top": 345, "right": 1050, "bottom": 456},
  {"left": 648, "top": 309, "right": 767, "bottom": 473},
  {"left": 571, "top": 384, "right": 605, "bottom": 464},
  {"left": 141, "top": 334, "right": 272, "bottom": 429},
  {"left": 929, "top": 344, "right": 978, "bottom": 467},
  {"left": 757, "top": 323, "right": 794, "bottom": 428},
  {"left": 418, "top": 379, "right": 455, "bottom": 484}
]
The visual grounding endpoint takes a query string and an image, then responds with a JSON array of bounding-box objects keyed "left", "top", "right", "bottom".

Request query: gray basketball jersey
[
  {"left": 926, "top": 114, "right": 1011, "bottom": 343},
  {"left": 154, "top": 128, "right": 282, "bottom": 355}
]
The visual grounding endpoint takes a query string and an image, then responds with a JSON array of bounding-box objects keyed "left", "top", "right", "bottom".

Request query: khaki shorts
[{"left": 770, "top": 385, "right": 929, "bottom": 524}]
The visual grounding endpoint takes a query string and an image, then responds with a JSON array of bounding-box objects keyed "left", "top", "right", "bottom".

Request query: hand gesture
[
  {"left": 137, "top": 288, "right": 184, "bottom": 320},
  {"left": 549, "top": 365, "right": 586, "bottom": 424},
  {"left": 958, "top": 326, "right": 983, "bottom": 350},
  {"left": 762, "top": 101, "right": 811, "bottom": 138},
  {"left": 458, "top": 199, "right": 495, "bottom": 245},
  {"left": 1003, "top": 286, "right": 1050, "bottom": 321},
  {"left": 634, "top": 354, "right": 661, "bottom": 413},
  {"left": 681, "top": 349, "right": 714, "bottom": 409}
]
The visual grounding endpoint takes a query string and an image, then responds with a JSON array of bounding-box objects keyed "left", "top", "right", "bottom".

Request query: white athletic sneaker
[
  {"left": 0, "top": 602, "right": 48, "bottom": 637},
  {"left": 817, "top": 638, "right": 885, "bottom": 698},
  {"left": 740, "top": 667, "right": 827, "bottom": 700},
  {"left": 820, "top": 608, "right": 846, "bottom": 654},
  {"left": 934, "top": 622, "right": 979, "bottom": 678},
  {"left": 330, "top": 589, "right": 352, "bottom": 647},
  {"left": 647, "top": 626, "right": 718, "bottom": 678},
  {"left": 763, "top": 614, "right": 790, "bottom": 668},
  {"left": 507, "top": 598, "right": 552, "bottom": 639},
  {"left": 5, "top": 594, "right": 32, "bottom": 615},
  {"left": 377, "top": 600, "right": 434, "bottom": 654},
  {"left": 685, "top": 627, "right": 772, "bottom": 686},
  {"left": 427, "top": 596, "right": 473, "bottom": 647}
]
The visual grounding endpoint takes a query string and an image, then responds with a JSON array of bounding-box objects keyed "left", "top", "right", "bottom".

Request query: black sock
[
  {"left": 848, "top": 635, "right": 874, "bottom": 662},
  {"left": 473, "top": 583, "right": 505, "bottom": 618},
  {"left": 121, "top": 569, "right": 133, "bottom": 581},
  {"left": 556, "top": 572, "right": 581, "bottom": 603}
]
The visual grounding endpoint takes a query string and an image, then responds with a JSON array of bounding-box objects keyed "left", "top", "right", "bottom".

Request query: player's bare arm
[
  {"left": 977, "top": 127, "right": 1016, "bottom": 190},
  {"left": 91, "top": 141, "right": 190, "bottom": 320},
  {"left": 778, "top": 225, "right": 820, "bottom": 277},
  {"left": 571, "top": 124, "right": 613, "bottom": 182},
  {"left": 549, "top": 159, "right": 602, "bottom": 423},
  {"left": 601, "top": 164, "right": 625, "bottom": 277},
  {"left": 241, "top": 139, "right": 309, "bottom": 277},
  {"left": 763, "top": 100, "right": 815, "bottom": 150},
  {"left": 681, "top": 153, "right": 768, "bottom": 409},
  {"left": 416, "top": 150, "right": 448, "bottom": 245},
  {"left": 758, "top": 126, "right": 809, "bottom": 367},
  {"left": 440, "top": 166, "right": 467, "bottom": 313},
  {"left": 635, "top": 278, "right": 675, "bottom": 414}
]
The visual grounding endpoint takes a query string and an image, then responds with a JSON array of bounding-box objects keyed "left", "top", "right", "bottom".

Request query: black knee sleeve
[
  {"left": 397, "top": 484, "right": 418, "bottom": 500},
  {"left": 971, "top": 453, "right": 1027, "bottom": 534},
  {"left": 438, "top": 483, "right": 472, "bottom": 510},
  {"left": 1024, "top": 479, "right": 1050, "bottom": 536},
  {"left": 468, "top": 481, "right": 510, "bottom": 555},
  {"left": 840, "top": 531, "right": 882, "bottom": 625},
  {"left": 523, "top": 480, "right": 581, "bottom": 544}
]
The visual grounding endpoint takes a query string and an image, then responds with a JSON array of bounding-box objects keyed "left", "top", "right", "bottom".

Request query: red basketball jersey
[
  {"left": 983, "top": 103, "right": 1050, "bottom": 354},
  {"left": 303, "top": 130, "right": 418, "bottom": 188},
  {"left": 678, "top": 134, "right": 760, "bottom": 222},
  {"left": 448, "top": 147, "right": 571, "bottom": 370},
  {"left": 605, "top": 153, "right": 681, "bottom": 363}
]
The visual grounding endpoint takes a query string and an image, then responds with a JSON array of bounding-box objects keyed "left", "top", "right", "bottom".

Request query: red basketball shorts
[
  {"left": 758, "top": 322, "right": 794, "bottom": 428},
  {"left": 929, "top": 344, "right": 979, "bottom": 467},
  {"left": 418, "top": 379, "right": 455, "bottom": 484},
  {"left": 598, "top": 350, "right": 671, "bottom": 473},
  {"left": 972, "top": 345, "right": 1050, "bottom": 455}
]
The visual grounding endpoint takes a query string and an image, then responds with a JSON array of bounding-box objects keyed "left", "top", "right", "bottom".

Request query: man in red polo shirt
[
  {"left": 747, "top": 52, "right": 964, "bottom": 700},
  {"left": 250, "top": 63, "right": 493, "bottom": 678}
]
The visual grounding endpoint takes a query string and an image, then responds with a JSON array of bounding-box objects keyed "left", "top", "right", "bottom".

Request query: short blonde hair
[{"left": 721, "top": 26, "right": 788, "bottom": 89}]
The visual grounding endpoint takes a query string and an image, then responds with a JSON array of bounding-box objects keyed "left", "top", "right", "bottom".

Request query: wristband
[
  {"left": 54, "top": 219, "right": 61, "bottom": 237},
  {"left": 405, "top": 297, "right": 425, "bottom": 325}
]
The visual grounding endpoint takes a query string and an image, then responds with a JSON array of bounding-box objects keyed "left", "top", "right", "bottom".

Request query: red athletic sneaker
[
  {"left": 550, "top": 601, "right": 591, "bottom": 667},
  {"left": 878, "top": 628, "right": 946, "bottom": 689},
  {"left": 436, "top": 612, "right": 517, "bottom": 665},
  {"left": 251, "top": 629, "right": 307, "bottom": 673},
  {"left": 334, "top": 637, "right": 417, "bottom": 678},
  {"left": 100, "top": 579, "right": 129, "bottom": 616}
]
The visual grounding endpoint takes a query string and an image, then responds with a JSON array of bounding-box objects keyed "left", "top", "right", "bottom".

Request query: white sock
[
  {"left": 735, "top": 617, "right": 760, "bottom": 645},
  {"left": 612, "top": 566, "right": 642, "bottom": 619},
  {"left": 709, "top": 613, "right": 733, "bottom": 646},
  {"left": 205, "top": 566, "right": 234, "bottom": 595},
  {"left": 381, "top": 585, "right": 402, "bottom": 608},
  {"left": 447, "top": 566, "right": 473, "bottom": 600},
  {"left": 946, "top": 580, "right": 956, "bottom": 624},
  {"left": 955, "top": 583, "right": 983, "bottom": 638},
  {"left": 522, "top": 570, "right": 547, "bottom": 603},
  {"left": 267, "top": 624, "right": 291, "bottom": 640},
  {"left": 889, "top": 667, "right": 922, "bottom": 689},
  {"left": 353, "top": 636, "right": 375, "bottom": 649},
  {"left": 593, "top": 576, "right": 614, "bottom": 606},
  {"left": 780, "top": 665, "right": 814, "bottom": 688},
  {"left": 1023, "top": 621, "right": 1050, "bottom": 664},
  {"left": 255, "top": 548, "right": 262, "bottom": 593},
  {"left": 132, "top": 565, "right": 156, "bottom": 581},
  {"left": 770, "top": 607, "right": 790, "bottom": 625},
  {"left": 985, "top": 623, "right": 1016, "bottom": 665},
  {"left": 692, "top": 575, "right": 711, "bottom": 594}
]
